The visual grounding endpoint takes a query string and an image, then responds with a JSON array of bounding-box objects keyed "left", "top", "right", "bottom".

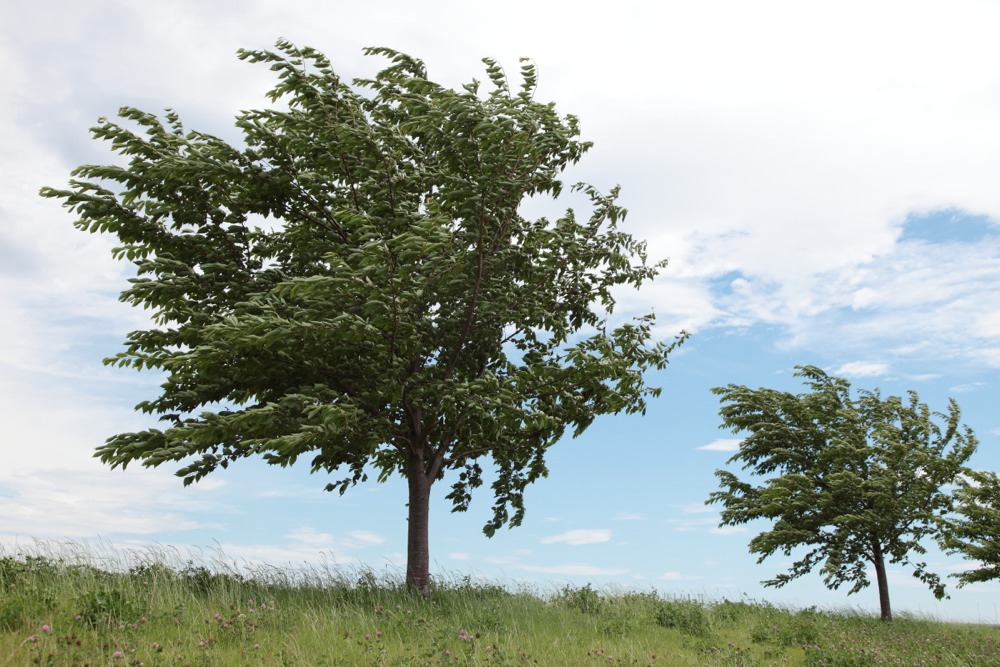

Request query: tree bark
[
  {"left": 872, "top": 541, "right": 893, "bottom": 622},
  {"left": 405, "top": 451, "right": 432, "bottom": 598}
]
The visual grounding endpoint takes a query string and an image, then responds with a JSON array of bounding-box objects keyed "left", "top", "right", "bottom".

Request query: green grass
[{"left": 1, "top": 543, "right": 998, "bottom": 666}]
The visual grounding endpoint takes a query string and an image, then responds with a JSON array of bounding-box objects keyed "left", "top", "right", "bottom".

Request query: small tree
[
  {"left": 41, "top": 41, "right": 684, "bottom": 596},
  {"left": 707, "top": 366, "right": 977, "bottom": 621},
  {"left": 939, "top": 469, "right": 1000, "bottom": 585}
]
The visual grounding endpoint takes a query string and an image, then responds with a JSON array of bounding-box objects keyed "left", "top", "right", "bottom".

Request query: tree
[
  {"left": 707, "top": 366, "right": 978, "bottom": 621},
  {"left": 41, "top": 41, "right": 684, "bottom": 596},
  {"left": 939, "top": 469, "right": 1000, "bottom": 586}
]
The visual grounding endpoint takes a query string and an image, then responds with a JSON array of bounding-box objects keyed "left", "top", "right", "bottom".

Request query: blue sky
[{"left": 2, "top": 0, "right": 1000, "bottom": 622}]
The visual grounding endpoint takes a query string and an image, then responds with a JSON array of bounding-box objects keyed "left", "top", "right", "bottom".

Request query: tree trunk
[
  {"left": 405, "top": 451, "right": 432, "bottom": 598},
  {"left": 872, "top": 542, "right": 892, "bottom": 622}
]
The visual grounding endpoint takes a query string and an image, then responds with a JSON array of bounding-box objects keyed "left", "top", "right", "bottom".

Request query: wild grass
[{"left": 1, "top": 541, "right": 998, "bottom": 666}]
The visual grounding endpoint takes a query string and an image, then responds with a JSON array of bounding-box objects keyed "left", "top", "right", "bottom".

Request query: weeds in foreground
[{"left": 1, "top": 542, "right": 997, "bottom": 666}]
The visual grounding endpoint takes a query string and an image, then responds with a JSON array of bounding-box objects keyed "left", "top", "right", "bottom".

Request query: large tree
[
  {"left": 938, "top": 469, "right": 1000, "bottom": 586},
  {"left": 41, "top": 41, "right": 684, "bottom": 596},
  {"left": 708, "top": 366, "right": 977, "bottom": 621}
]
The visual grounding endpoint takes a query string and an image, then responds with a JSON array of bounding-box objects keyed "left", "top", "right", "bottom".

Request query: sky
[{"left": 2, "top": 0, "right": 1000, "bottom": 622}]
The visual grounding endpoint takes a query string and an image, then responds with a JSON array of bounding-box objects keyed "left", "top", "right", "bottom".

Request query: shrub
[
  {"left": 76, "top": 589, "right": 140, "bottom": 627},
  {"left": 0, "top": 555, "right": 59, "bottom": 586},
  {"left": 656, "top": 599, "right": 712, "bottom": 637},
  {"left": 557, "top": 584, "right": 603, "bottom": 615},
  {"left": 711, "top": 598, "right": 770, "bottom": 624}
]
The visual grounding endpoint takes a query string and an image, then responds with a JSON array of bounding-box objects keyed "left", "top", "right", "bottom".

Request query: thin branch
[
  {"left": 442, "top": 196, "right": 487, "bottom": 379},
  {"left": 442, "top": 445, "right": 496, "bottom": 465}
]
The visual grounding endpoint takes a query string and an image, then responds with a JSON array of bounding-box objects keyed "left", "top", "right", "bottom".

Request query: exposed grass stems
[{"left": 1, "top": 541, "right": 998, "bottom": 666}]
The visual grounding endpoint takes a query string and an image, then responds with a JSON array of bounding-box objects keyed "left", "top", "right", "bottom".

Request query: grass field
[{"left": 1, "top": 542, "right": 997, "bottom": 666}]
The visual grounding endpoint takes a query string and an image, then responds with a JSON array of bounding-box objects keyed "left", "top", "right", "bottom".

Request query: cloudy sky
[{"left": 3, "top": 0, "right": 1000, "bottom": 621}]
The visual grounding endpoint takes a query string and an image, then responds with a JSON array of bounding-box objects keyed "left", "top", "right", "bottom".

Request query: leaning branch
[{"left": 442, "top": 195, "right": 488, "bottom": 380}]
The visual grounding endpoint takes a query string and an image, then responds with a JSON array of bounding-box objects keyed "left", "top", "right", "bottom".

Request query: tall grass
[{"left": 1, "top": 541, "right": 997, "bottom": 666}]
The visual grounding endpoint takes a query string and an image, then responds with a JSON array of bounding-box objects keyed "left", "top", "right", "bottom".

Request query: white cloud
[
  {"left": 195, "top": 478, "right": 227, "bottom": 491},
  {"left": 833, "top": 361, "right": 890, "bottom": 378},
  {"left": 659, "top": 571, "right": 702, "bottom": 582},
  {"left": 285, "top": 527, "right": 336, "bottom": 549},
  {"left": 448, "top": 552, "right": 470, "bottom": 561},
  {"left": 541, "top": 529, "right": 612, "bottom": 546},
  {"left": 292, "top": 528, "right": 387, "bottom": 551},
  {"left": 850, "top": 287, "right": 879, "bottom": 310},
  {"left": 697, "top": 439, "right": 742, "bottom": 452},
  {"left": 667, "top": 516, "right": 721, "bottom": 533},
  {"left": 769, "top": 235, "right": 1000, "bottom": 369},
  {"left": 212, "top": 527, "right": 387, "bottom": 568},
  {"left": 0, "top": 366, "right": 225, "bottom": 540},
  {"left": 680, "top": 504, "right": 716, "bottom": 515},
  {"left": 0, "top": 473, "right": 216, "bottom": 539},
  {"left": 519, "top": 563, "right": 628, "bottom": 577},
  {"left": 348, "top": 531, "right": 386, "bottom": 546},
  {"left": 209, "top": 541, "right": 360, "bottom": 568},
  {"left": 950, "top": 382, "right": 987, "bottom": 394}
]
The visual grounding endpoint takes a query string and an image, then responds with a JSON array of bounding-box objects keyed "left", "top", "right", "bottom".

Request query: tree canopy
[
  {"left": 939, "top": 469, "right": 1000, "bottom": 586},
  {"left": 707, "top": 366, "right": 978, "bottom": 621},
  {"left": 41, "top": 41, "right": 684, "bottom": 595}
]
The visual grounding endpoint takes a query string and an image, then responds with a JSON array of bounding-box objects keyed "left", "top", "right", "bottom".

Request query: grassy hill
[{"left": 1, "top": 544, "right": 997, "bottom": 666}]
